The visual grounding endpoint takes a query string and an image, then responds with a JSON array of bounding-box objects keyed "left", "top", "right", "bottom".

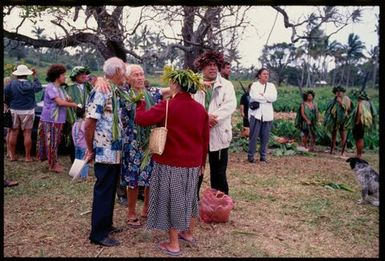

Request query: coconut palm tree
[
  {"left": 368, "top": 46, "right": 379, "bottom": 88},
  {"left": 342, "top": 33, "right": 366, "bottom": 87}
]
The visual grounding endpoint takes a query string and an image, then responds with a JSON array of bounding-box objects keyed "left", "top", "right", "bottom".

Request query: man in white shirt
[{"left": 248, "top": 68, "right": 277, "bottom": 163}]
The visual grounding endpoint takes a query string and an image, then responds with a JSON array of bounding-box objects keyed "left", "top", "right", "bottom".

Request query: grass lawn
[{"left": 3, "top": 147, "right": 379, "bottom": 257}]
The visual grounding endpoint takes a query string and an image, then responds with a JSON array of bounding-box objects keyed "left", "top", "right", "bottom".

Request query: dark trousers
[
  {"left": 248, "top": 116, "right": 272, "bottom": 161},
  {"left": 89, "top": 163, "right": 120, "bottom": 242},
  {"left": 208, "top": 148, "right": 229, "bottom": 195},
  {"left": 197, "top": 175, "right": 203, "bottom": 201},
  {"left": 116, "top": 179, "right": 126, "bottom": 199}
]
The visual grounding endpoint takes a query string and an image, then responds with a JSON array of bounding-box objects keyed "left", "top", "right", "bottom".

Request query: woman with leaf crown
[{"left": 135, "top": 66, "right": 209, "bottom": 256}]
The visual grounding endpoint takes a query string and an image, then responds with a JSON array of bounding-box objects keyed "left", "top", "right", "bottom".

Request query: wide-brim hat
[
  {"left": 70, "top": 66, "right": 90, "bottom": 80},
  {"left": 12, "top": 65, "right": 33, "bottom": 76}
]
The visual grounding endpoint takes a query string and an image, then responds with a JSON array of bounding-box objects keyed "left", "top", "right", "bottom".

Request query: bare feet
[
  {"left": 141, "top": 208, "right": 148, "bottom": 218},
  {"left": 50, "top": 164, "right": 63, "bottom": 173}
]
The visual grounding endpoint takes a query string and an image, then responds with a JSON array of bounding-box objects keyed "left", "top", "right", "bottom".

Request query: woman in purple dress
[{"left": 37, "top": 64, "right": 78, "bottom": 173}]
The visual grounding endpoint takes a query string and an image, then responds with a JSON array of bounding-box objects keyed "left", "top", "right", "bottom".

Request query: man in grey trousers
[{"left": 247, "top": 68, "right": 277, "bottom": 163}]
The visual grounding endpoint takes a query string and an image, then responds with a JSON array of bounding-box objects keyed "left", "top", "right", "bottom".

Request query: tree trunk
[
  {"left": 372, "top": 62, "right": 378, "bottom": 88},
  {"left": 360, "top": 71, "right": 369, "bottom": 92},
  {"left": 345, "top": 63, "right": 351, "bottom": 87}
]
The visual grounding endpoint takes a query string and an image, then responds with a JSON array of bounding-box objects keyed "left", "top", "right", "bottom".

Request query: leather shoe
[
  {"left": 91, "top": 237, "right": 120, "bottom": 247},
  {"left": 247, "top": 158, "right": 256, "bottom": 163},
  {"left": 108, "top": 226, "right": 123, "bottom": 234}
]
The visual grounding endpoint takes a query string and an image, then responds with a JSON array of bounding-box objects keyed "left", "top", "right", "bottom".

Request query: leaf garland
[{"left": 161, "top": 65, "right": 205, "bottom": 94}]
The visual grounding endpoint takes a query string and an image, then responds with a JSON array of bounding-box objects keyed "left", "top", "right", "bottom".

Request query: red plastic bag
[{"left": 199, "top": 188, "right": 234, "bottom": 223}]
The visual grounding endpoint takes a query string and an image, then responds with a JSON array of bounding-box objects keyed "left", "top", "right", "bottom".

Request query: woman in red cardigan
[{"left": 135, "top": 68, "right": 209, "bottom": 256}]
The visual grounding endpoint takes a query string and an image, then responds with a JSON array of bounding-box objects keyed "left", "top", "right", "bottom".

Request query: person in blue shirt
[{"left": 4, "top": 64, "right": 42, "bottom": 162}]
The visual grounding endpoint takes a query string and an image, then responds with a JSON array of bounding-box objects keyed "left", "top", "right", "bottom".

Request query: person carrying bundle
[
  {"left": 323, "top": 86, "right": 352, "bottom": 155},
  {"left": 350, "top": 92, "right": 376, "bottom": 158}
]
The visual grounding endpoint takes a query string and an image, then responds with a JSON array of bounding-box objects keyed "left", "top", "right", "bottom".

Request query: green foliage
[
  {"left": 161, "top": 65, "right": 204, "bottom": 93},
  {"left": 271, "top": 119, "right": 299, "bottom": 139},
  {"left": 323, "top": 182, "right": 354, "bottom": 192},
  {"left": 4, "top": 63, "right": 16, "bottom": 77},
  {"left": 272, "top": 143, "right": 297, "bottom": 157},
  {"left": 229, "top": 136, "right": 249, "bottom": 153},
  {"left": 274, "top": 87, "right": 302, "bottom": 112}
]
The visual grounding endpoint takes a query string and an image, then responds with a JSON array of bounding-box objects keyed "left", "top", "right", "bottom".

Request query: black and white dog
[{"left": 346, "top": 157, "right": 379, "bottom": 207}]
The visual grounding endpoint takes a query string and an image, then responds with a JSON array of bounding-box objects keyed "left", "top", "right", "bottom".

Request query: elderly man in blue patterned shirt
[{"left": 84, "top": 57, "right": 126, "bottom": 247}]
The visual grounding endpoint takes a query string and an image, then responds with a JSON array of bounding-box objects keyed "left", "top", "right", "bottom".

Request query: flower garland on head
[
  {"left": 193, "top": 50, "right": 225, "bottom": 71},
  {"left": 161, "top": 65, "right": 205, "bottom": 94}
]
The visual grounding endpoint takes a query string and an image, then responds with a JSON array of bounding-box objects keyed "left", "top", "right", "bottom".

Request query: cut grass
[{"left": 4, "top": 149, "right": 379, "bottom": 257}]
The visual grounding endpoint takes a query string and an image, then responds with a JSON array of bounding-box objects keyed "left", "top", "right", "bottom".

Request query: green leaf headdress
[{"left": 161, "top": 65, "right": 205, "bottom": 94}]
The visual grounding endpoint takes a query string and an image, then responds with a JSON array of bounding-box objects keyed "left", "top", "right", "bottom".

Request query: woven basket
[
  {"left": 149, "top": 127, "right": 168, "bottom": 155},
  {"left": 148, "top": 99, "right": 169, "bottom": 155}
]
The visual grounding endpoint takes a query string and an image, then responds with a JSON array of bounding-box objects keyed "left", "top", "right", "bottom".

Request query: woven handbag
[{"left": 148, "top": 99, "right": 169, "bottom": 155}]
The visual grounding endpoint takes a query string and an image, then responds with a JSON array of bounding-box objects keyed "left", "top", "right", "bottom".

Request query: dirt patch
[{"left": 3, "top": 150, "right": 379, "bottom": 257}]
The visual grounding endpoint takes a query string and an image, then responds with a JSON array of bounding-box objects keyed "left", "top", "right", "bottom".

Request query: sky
[
  {"left": 238, "top": 6, "right": 379, "bottom": 68},
  {"left": 3, "top": 6, "right": 379, "bottom": 68}
]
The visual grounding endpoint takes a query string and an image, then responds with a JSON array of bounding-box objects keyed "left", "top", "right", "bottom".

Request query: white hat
[{"left": 12, "top": 65, "right": 33, "bottom": 76}]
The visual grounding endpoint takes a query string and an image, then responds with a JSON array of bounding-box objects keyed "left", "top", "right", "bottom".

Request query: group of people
[
  {"left": 239, "top": 72, "right": 374, "bottom": 160},
  {"left": 80, "top": 51, "right": 237, "bottom": 255},
  {"left": 4, "top": 49, "right": 374, "bottom": 256}
]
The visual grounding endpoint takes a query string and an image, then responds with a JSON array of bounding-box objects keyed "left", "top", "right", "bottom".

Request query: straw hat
[{"left": 12, "top": 65, "right": 33, "bottom": 76}]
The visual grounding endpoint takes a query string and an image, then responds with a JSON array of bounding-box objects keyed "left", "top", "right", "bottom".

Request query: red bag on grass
[{"left": 199, "top": 188, "right": 234, "bottom": 223}]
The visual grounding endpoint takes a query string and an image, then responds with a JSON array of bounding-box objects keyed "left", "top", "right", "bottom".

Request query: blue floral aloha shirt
[
  {"left": 121, "top": 86, "right": 163, "bottom": 188},
  {"left": 86, "top": 89, "right": 122, "bottom": 164}
]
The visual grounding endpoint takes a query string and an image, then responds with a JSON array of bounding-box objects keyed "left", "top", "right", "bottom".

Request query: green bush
[{"left": 271, "top": 119, "right": 299, "bottom": 139}]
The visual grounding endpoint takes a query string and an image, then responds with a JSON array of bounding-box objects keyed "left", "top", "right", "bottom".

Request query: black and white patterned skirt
[{"left": 146, "top": 162, "right": 200, "bottom": 232}]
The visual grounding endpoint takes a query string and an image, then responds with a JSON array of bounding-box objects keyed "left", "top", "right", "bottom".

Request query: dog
[{"left": 346, "top": 157, "right": 379, "bottom": 207}]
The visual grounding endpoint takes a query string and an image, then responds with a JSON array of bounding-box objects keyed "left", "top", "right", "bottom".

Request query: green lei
[
  {"left": 114, "top": 86, "right": 156, "bottom": 170},
  {"left": 204, "top": 83, "right": 214, "bottom": 110},
  {"left": 111, "top": 83, "right": 121, "bottom": 142},
  {"left": 52, "top": 84, "right": 69, "bottom": 122}
]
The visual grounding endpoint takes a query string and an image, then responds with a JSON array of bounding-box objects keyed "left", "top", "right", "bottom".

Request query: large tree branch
[{"left": 4, "top": 30, "right": 115, "bottom": 59}]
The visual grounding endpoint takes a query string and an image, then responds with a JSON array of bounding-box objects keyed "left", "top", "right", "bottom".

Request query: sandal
[
  {"left": 178, "top": 233, "right": 197, "bottom": 244},
  {"left": 127, "top": 217, "right": 142, "bottom": 228},
  {"left": 157, "top": 242, "right": 182, "bottom": 256}
]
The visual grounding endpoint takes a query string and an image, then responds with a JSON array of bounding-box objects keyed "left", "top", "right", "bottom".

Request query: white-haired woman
[{"left": 94, "top": 63, "right": 170, "bottom": 228}]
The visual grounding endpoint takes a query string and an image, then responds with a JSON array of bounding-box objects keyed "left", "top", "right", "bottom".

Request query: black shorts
[{"left": 353, "top": 123, "right": 364, "bottom": 140}]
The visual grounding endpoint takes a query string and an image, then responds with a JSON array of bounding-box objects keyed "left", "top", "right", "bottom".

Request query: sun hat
[
  {"left": 70, "top": 66, "right": 90, "bottom": 81},
  {"left": 12, "top": 65, "right": 33, "bottom": 76}
]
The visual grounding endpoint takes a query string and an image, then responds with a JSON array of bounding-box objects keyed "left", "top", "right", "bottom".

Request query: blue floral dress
[{"left": 120, "top": 86, "right": 163, "bottom": 188}]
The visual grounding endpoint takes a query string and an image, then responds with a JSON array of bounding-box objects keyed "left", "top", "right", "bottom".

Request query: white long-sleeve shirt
[{"left": 248, "top": 81, "right": 277, "bottom": 122}]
